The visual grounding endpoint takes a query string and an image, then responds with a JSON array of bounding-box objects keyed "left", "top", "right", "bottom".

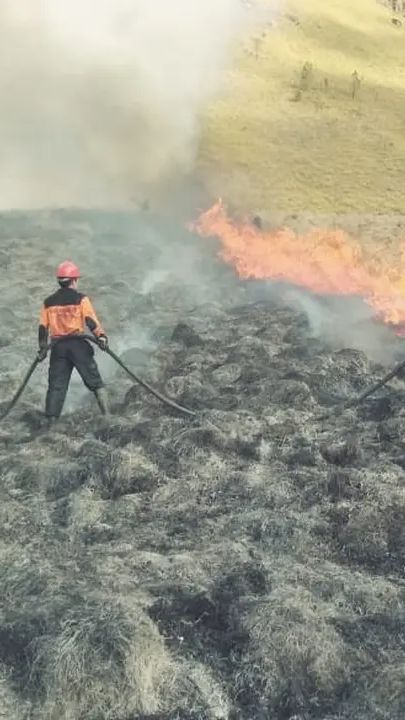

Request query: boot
[
  {"left": 94, "top": 388, "right": 109, "bottom": 416},
  {"left": 45, "top": 416, "right": 57, "bottom": 431}
]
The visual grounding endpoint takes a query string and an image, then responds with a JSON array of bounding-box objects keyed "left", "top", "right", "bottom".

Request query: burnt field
[{"left": 0, "top": 210, "right": 405, "bottom": 720}]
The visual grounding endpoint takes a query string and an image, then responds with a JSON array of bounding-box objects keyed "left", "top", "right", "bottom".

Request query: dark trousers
[{"left": 45, "top": 338, "right": 104, "bottom": 418}]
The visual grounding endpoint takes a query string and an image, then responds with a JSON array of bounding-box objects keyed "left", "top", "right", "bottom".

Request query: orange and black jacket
[{"left": 38, "top": 287, "right": 106, "bottom": 348}]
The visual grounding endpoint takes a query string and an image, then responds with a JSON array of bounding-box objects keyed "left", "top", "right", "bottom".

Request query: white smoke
[
  {"left": 280, "top": 287, "right": 403, "bottom": 364},
  {"left": 0, "top": 0, "right": 269, "bottom": 210}
]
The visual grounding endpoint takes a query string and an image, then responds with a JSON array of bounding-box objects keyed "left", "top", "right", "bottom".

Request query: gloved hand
[
  {"left": 97, "top": 335, "right": 108, "bottom": 351},
  {"left": 37, "top": 346, "right": 48, "bottom": 362}
]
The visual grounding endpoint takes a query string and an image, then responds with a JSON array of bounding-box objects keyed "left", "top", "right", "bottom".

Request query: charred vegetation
[{"left": 0, "top": 211, "right": 404, "bottom": 719}]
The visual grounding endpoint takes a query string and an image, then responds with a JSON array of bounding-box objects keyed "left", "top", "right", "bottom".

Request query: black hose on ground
[
  {"left": 87, "top": 336, "right": 196, "bottom": 418},
  {"left": 1, "top": 335, "right": 196, "bottom": 422},
  {"left": 316, "top": 358, "right": 405, "bottom": 421},
  {"left": 0, "top": 358, "right": 40, "bottom": 421},
  {"left": 351, "top": 359, "right": 405, "bottom": 405}
]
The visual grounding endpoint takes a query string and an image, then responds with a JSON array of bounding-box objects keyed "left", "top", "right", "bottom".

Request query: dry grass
[
  {"left": 200, "top": 0, "right": 405, "bottom": 213},
  {"left": 0, "top": 665, "right": 29, "bottom": 719},
  {"left": 36, "top": 601, "right": 174, "bottom": 720},
  {"left": 1, "top": 388, "right": 405, "bottom": 720},
  {"left": 1, "top": 212, "right": 405, "bottom": 719},
  {"left": 237, "top": 585, "right": 351, "bottom": 715},
  {"left": 331, "top": 474, "right": 405, "bottom": 568},
  {"left": 367, "top": 663, "right": 405, "bottom": 719}
]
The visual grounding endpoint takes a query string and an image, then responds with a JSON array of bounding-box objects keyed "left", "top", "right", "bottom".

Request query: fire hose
[
  {"left": 86, "top": 336, "right": 196, "bottom": 418},
  {"left": 316, "top": 358, "right": 405, "bottom": 421},
  {"left": 0, "top": 337, "right": 196, "bottom": 421},
  {"left": 0, "top": 357, "right": 40, "bottom": 421}
]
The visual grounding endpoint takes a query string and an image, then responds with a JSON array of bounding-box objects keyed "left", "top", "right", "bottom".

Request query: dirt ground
[{"left": 0, "top": 209, "right": 405, "bottom": 720}]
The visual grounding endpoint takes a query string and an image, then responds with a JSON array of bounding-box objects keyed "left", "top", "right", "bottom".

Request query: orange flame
[{"left": 192, "top": 200, "right": 405, "bottom": 330}]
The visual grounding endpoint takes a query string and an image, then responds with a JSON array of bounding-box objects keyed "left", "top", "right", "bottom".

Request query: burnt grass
[{"left": 0, "top": 210, "right": 405, "bottom": 719}]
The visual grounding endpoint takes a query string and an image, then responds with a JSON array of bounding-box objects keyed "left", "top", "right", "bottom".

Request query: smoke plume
[{"left": 0, "top": 0, "right": 265, "bottom": 210}]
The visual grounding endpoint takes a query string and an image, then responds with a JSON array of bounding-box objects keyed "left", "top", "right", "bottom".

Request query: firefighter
[{"left": 37, "top": 261, "right": 109, "bottom": 427}]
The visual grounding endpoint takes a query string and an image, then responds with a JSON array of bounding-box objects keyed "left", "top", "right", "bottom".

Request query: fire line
[{"left": 191, "top": 200, "right": 405, "bottom": 332}]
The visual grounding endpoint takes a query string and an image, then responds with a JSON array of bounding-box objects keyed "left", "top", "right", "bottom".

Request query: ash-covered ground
[{"left": 0, "top": 210, "right": 405, "bottom": 720}]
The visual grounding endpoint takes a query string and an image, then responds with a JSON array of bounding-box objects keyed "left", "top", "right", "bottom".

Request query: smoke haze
[
  {"left": 0, "top": 0, "right": 265, "bottom": 210},
  {"left": 4, "top": 0, "right": 396, "bottom": 375}
]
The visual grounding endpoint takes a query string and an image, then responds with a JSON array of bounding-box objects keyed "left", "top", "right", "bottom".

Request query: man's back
[
  {"left": 44, "top": 286, "right": 84, "bottom": 308},
  {"left": 37, "top": 260, "right": 109, "bottom": 425},
  {"left": 41, "top": 287, "right": 103, "bottom": 340}
]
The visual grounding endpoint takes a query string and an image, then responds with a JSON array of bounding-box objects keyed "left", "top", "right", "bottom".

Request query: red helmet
[{"left": 56, "top": 261, "right": 80, "bottom": 279}]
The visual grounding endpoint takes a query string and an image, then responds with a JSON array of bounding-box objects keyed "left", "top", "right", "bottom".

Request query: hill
[
  {"left": 199, "top": 0, "right": 405, "bottom": 214},
  {"left": 2, "top": 2, "right": 405, "bottom": 718}
]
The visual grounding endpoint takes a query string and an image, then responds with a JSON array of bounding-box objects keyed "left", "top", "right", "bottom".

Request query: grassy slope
[{"left": 199, "top": 0, "right": 405, "bottom": 213}]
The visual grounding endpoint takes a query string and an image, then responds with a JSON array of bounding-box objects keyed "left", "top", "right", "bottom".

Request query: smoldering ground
[
  {"left": 2, "top": 207, "right": 402, "bottom": 416},
  {"left": 1, "top": 209, "right": 405, "bottom": 720},
  {"left": 247, "top": 281, "right": 405, "bottom": 364},
  {"left": 0, "top": 0, "right": 273, "bottom": 210}
]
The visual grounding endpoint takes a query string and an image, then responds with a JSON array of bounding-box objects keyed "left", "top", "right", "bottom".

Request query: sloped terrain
[
  {"left": 1, "top": 210, "right": 405, "bottom": 719},
  {"left": 200, "top": 0, "right": 405, "bottom": 214}
]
